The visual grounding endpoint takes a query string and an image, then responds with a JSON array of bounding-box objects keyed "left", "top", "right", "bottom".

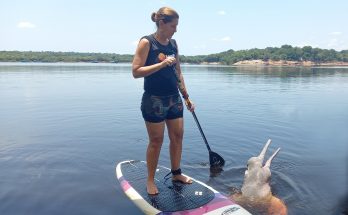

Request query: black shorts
[{"left": 141, "top": 92, "right": 183, "bottom": 123}]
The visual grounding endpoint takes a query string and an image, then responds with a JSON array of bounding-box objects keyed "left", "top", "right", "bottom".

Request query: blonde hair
[{"left": 151, "top": 7, "right": 179, "bottom": 27}]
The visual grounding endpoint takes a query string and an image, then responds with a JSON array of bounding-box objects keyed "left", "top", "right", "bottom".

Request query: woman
[{"left": 132, "top": 7, "right": 194, "bottom": 195}]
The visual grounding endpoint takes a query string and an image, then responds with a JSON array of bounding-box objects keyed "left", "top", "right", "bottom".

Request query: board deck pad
[{"left": 121, "top": 160, "right": 215, "bottom": 212}]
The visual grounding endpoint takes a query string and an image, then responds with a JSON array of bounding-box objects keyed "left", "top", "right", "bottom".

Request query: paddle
[
  {"left": 172, "top": 63, "right": 225, "bottom": 168},
  {"left": 190, "top": 109, "right": 225, "bottom": 168}
]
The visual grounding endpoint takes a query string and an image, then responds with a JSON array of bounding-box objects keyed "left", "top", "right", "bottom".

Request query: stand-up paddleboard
[{"left": 116, "top": 160, "right": 251, "bottom": 215}]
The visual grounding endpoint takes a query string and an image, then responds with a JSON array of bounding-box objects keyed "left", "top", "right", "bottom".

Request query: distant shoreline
[
  {"left": 234, "top": 60, "right": 348, "bottom": 66},
  {"left": 202, "top": 60, "right": 348, "bottom": 67},
  {"left": 1, "top": 46, "right": 348, "bottom": 66},
  {"left": 1, "top": 61, "right": 348, "bottom": 68}
]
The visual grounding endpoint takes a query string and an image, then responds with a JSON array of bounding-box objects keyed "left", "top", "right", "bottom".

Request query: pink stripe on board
[
  {"left": 200, "top": 197, "right": 235, "bottom": 212},
  {"left": 168, "top": 194, "right": 236, "bottom": 214},
  {"left": 119, "top": 177, "right": 131, "bottom": 191}
]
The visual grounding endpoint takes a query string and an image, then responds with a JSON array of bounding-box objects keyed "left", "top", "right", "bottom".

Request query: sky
[{"left": 1, "top": 0, "right": 347, "bottom": 55}]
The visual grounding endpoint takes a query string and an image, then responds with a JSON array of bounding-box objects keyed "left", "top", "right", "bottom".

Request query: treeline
[
  {"left": 1, "top": 45, "right": 348, "bottom": 64},
  {"left": 181, "top": 45, "right": 348, "bottom": 65},
  {"left": 0, "top": 51, "right": 133, "bottom": 63}
]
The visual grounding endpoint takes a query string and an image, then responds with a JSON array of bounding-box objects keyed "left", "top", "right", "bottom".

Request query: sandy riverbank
[{"left": 232, "top": 60, "right": 348, "bottom": 66}]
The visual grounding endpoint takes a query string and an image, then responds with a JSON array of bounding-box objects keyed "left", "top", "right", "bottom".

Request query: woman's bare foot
[
  {"left": 172, "top": 174, "right": 193, "bottom": 184},
  {"left": 147, "top": 181, "right": 159, "bottom": 195}
]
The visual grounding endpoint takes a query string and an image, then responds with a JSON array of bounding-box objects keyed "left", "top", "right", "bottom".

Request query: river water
[{"left": 0, "top": 63, "right": 347, "bottom": 214}]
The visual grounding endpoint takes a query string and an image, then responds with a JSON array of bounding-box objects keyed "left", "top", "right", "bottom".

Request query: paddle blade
[
  {"left": 209, "top": 165, "right": 224, "bottom": 177},
  {"left": 209, "top": 151, "right": 225, "bottom": 168}
]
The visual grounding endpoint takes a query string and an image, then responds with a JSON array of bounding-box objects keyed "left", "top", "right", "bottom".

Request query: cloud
[
  {"left": 17, "top": 21, "right": 36, "bottom": 28},
  {"left": 329, "top": 32, "right": 342, "bottom": 36},
  {"left": 221, "top": 36, "right": 231, "bottom": 42},
  {"left": 211, "top": 36, "right": 232, "bottom": 42},
  {"left": 217, "top": 10, "right": 226, "bottom": 15}
]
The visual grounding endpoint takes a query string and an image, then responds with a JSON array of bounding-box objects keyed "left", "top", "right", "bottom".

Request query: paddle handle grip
[{"left": 192, "top": 111, "right": 212, "bottom": 152}]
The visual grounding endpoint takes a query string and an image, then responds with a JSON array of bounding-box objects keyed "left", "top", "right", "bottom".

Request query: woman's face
[{"left": 160, "top": 18, "right": 178, "bottom": 39}]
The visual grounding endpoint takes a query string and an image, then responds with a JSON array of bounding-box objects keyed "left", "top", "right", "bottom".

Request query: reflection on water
[{"left": 0, "top": 63, "right": 347, "bottom": 215}]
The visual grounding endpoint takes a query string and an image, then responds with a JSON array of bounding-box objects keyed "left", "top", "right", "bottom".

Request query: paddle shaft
[
  {"left": 173, "top": 67, "right": 213, "bottom": 154},
  {"left": 191, "top": 111, "right": 212, "bottom": 152}
]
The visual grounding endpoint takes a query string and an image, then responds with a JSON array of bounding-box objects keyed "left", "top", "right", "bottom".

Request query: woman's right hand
[{"left": 161, "top": 56, "right": 176, "bottom": 67}]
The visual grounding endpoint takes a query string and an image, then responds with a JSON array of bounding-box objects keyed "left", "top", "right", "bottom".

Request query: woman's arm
[
  {"left": 132, "top": 38, "right": 175, "bottom": 78},
  {"left": 175, "top": 59, "right": 189, "bottom": 99},
  {"left": 174, "top": 46, "right": 195, "bottom": 111}
]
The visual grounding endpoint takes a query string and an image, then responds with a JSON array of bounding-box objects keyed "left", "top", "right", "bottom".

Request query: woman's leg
[
  {"left": 166, "top": 118, "right": 192, "bottom": 183},
  {"left": 145, "top": 121, "right": 165, "bottom": 195}
]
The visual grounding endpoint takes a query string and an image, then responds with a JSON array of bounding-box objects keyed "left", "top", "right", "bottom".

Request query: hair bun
[{"left": 151, "top": 12, "right": 157, "bottom": 22}]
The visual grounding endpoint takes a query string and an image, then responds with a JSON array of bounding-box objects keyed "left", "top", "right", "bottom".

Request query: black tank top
[{"left": 142, "top": 34, "right": 178, "bottom": 96}]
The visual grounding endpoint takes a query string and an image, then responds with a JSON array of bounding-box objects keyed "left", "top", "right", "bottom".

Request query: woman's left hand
[{"left": 184, "top": 98, "right": 195, "bottom": 112}]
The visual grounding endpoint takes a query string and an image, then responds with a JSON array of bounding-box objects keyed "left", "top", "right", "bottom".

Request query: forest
[{"left": 1, "top": 45, "right": 347, "bottom": 65}]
